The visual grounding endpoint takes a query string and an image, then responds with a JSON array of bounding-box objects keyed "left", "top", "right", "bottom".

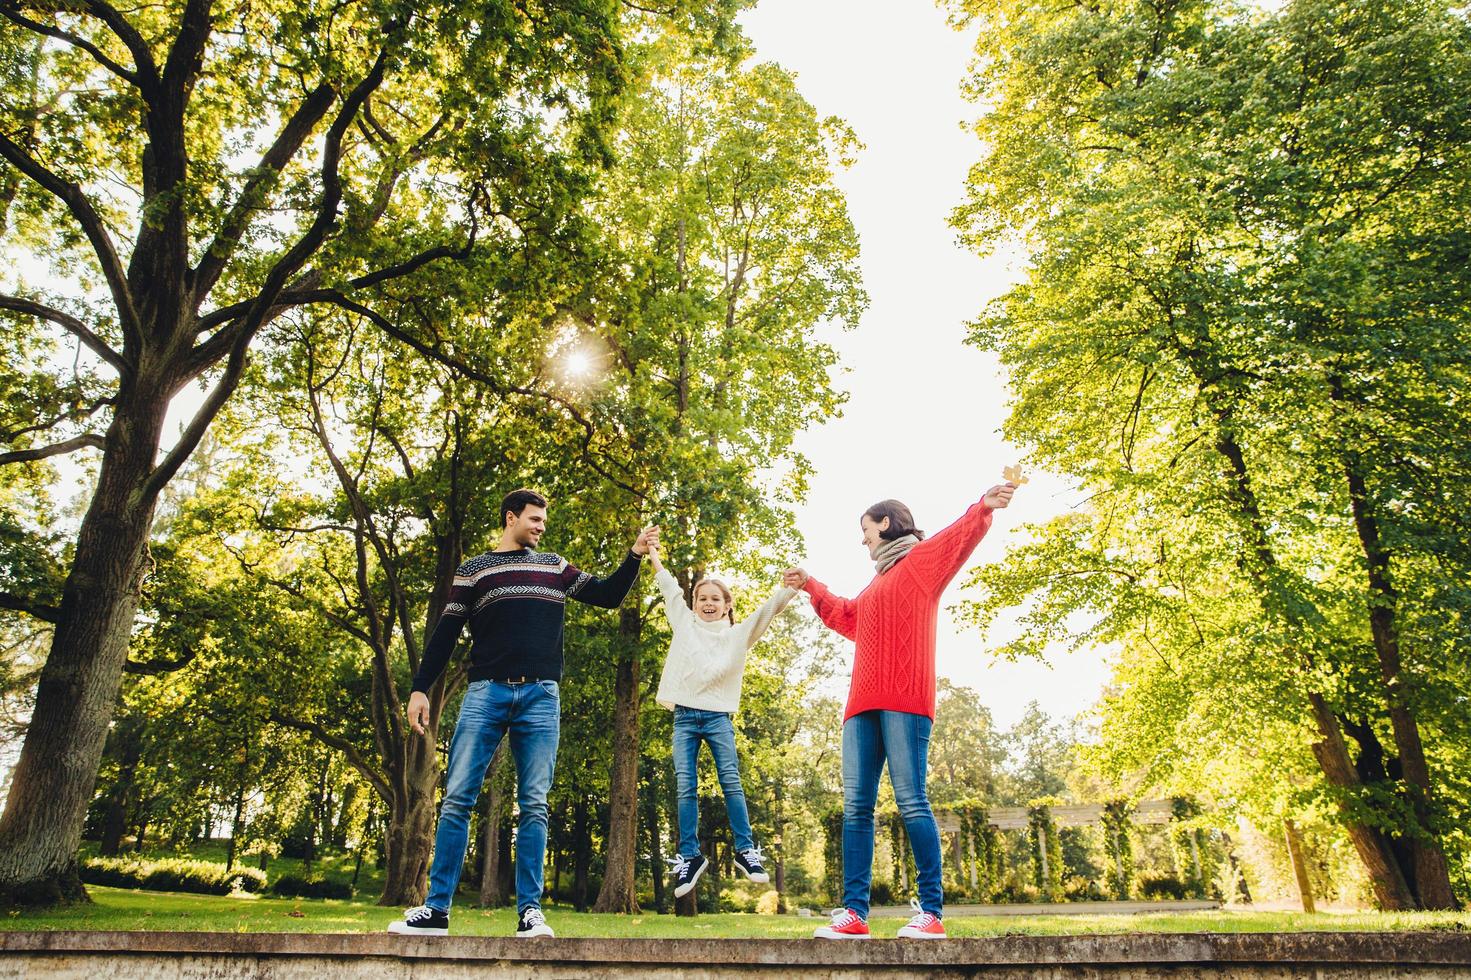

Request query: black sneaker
[
  {"left": 387, "top": 904, "right": 449, "bottom": 936},
  {"left": 669, "top": 853, "right": 709, "bottom": 898},
  {"left": 734, "top": 845, "right": 770, "bottom": 884},
  {"left": 516, "top": 905, "right": 554, "bottom": 938}
]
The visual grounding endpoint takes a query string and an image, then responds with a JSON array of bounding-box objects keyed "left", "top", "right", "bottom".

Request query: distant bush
[
  {"left": 755, "top": 890, "right": 783, "bottom": 915},
  {"left": 1137, "top": 872, "right": 1188, "bottom": 900},
  {"left": 270, "top": 874, "right": 354, "bottom": 900},
  {"left": 81, "top": 856, "right": 266, "bottom": 895},
  {"left": 1064, "top": 876, "right": 1106, "bottom": 902}
]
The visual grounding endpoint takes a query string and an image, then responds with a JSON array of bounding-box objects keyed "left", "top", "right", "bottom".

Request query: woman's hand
[
  {"left": 782, "top": 567, "right": 809, "bottom": 589},
  {"left": 982, "top": 483, "right": 1017, "bottom": 509}
]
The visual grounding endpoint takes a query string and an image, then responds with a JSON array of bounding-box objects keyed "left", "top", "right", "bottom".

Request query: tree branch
[
  {"left": 0, "top": 292, "right": 129, "bottom": 374},
  {"left": 190, "top": 234, "right": 473, "bottom": 339},
  {"left": 0, "top": 5, "right": 139, "bottom": 83},
  {"left": 269, "top": 710, "right": 391, "bottom": 801},
  {"left": 191, "top": 82, "right": 337, "bottom": 300},
  {"left": 323, "top": 292, "right": 642, "bottom": 496},
  {"left": 76, "top": 0, "right": 160, "bottom": 88},
  {"left": 0, "top": 131, "right": 140, "bottom": 343},
  {"left": 0, "top": 591, "right": 59, "bottom": 623},
  {"left": 123, "top": 649, "right": 197, "bottom": 675},
  {"left": 0, "top": 432, "right": 104, "bottom": 464},
  {"left": 143, "top": 41, "right": 398, "bottom": 506}
]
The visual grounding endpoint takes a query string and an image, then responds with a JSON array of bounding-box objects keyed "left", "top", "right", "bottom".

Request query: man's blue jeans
[
  {"left": 425, "top": 680, "right": 560, "bottom": 914},
  {"left": 841, "top": 709, "right": 943, "bottom": 919},
  {"left": 672, "top": 705, "right": 756, "bottom": 858}
]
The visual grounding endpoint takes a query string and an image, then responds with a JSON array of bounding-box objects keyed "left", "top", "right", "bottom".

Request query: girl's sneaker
[
  {"left": 896, "top": 898, "right": 946, "bottom": 939},
  {"left": 515, "top": 905, "right": 554, "bottom": 938},
  {"left": 669, "top": 853, "right": 709, "bottom": 898},
  {"left": 734, "top": 845, "right": 770, "bottom": 884},
  {"left": 813, "top": 907, "right": 871, "bottom": 939},
  {"left": 387, "top": 904, "right": 449, "bottom": 936}
]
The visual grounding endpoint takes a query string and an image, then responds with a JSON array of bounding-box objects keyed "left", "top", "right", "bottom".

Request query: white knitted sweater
[{"left": 653, "top": 567, "right": 796, "bottom": 713}]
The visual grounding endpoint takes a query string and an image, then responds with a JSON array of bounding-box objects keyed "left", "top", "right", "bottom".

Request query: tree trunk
[
  {"left": 1199, "top": 387, "right": 1424, "bottom": 911},
  {"left": 226, "top": 784, "right": 247, "bottom": 872},
  {"left": 1341, "top": 450, "right": 1458, "bottom": 910},
  {"left": 376, "top": 735, "right": 440, "bottom": 907},
  {"left": 1283, "top": 818, "right": 1316, "bottom": 914},
  {"left": 593, "top": 606, "right": 644, "bottom": 913},
  {"left": 1305, "top": 692, "right": 1417, "bottom": 909},
  {"left": 97, "top": 724, "right": 143, "bottom": 858},
  {"left": 573, "top": 795, "right": 590, "bottom": 912},
  {"left": 478, "top": 743, "right": 509, "bottom": 907},
  {"left": 0, "top": 390, "right": 169, "bottom": 906}
]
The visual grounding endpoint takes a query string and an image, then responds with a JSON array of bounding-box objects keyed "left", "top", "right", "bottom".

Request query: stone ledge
[{"left": 2, "top": 930, "right": 1469, "bottom": 966}]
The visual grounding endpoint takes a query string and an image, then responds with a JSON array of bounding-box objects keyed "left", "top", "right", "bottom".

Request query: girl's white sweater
[{"left": 653, "top": 566, "right": 796, "bottom": 713}]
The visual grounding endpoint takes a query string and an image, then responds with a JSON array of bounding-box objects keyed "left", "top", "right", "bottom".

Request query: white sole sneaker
[
  {"left": 672, "top": 856, "right": 709, "bottom": 899},
  {"left": 386, "top": 922, "right": 448, "bottom": 936},
  {"left": 813, "top": 926, "right": 872, "bottom": 939},
  {"left": 516, "top": 924, "right": 555, "bottom": 938}
]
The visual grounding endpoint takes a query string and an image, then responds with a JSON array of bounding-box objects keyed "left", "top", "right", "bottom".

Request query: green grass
[{"left": 4, "top": 888, "right": 1470, "bottom": 937}]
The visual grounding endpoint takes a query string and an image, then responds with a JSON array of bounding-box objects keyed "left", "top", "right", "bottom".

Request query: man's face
[{"left": 505, "top": 504, "right": 547, "bottom": 548}]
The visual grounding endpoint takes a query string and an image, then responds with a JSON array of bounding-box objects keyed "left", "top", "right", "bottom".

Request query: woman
[{"left": 785, "top": 483, "right": 1015, "bottom": 940}]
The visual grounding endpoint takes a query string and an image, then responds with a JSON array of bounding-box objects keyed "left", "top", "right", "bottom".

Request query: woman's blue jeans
[
  {"left": 672, "top": 705, "right": 756, "bottom": 858},
  {"left": 425, "top": 679, "right": 560, "bottom": 914},
  {"left": 841, "top": 709, "right": 943, "bottom": 919}
]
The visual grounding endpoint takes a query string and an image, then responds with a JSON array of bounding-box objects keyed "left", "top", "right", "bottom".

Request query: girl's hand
[
  {"left": 647, "top": 540, "right": 664, "bottom": 573},
  {"left": 782, "top": 567, "right": 809, "bottom": 589}
]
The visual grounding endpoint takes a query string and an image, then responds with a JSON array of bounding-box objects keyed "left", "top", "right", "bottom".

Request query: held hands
[
  {"left": 983, "top": 483, "right": 1017, "bottom": 509},
  {"left": 407, "top": 690, "right": 430, "bottom": 736},
  {"left": 633, "top": 524, "right": 661, "bottom": 556},
  {"left": 782, "top": 567, "right": 809, "bottom": 590}
]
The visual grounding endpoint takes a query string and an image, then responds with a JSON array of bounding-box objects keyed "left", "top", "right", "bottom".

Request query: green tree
[
  {"left": 947, "top": 0, "right": 1471, "bottom": 908},
  {"left": 0, "top": 0, "right": 735, "bottom": 905}
]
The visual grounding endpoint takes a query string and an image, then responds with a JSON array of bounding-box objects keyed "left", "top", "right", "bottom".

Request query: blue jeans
[
  {"left": 841, "top": 710, "right": 943, "bottom": 919},
  {"left": 425, "top": 679, "right": 560, "bottom": 914},
  {"left": 672, "top": 705, "right": 756, "bottom": 858}
]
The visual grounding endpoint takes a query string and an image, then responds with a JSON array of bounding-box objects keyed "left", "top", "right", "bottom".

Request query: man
[{"left": 388, "top": 488, "right": 656, "bottom": 938}]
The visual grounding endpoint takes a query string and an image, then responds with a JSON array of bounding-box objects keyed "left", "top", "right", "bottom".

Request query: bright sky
[{"left": 740, "top": 0, "right": 1113, "bottom": 730}]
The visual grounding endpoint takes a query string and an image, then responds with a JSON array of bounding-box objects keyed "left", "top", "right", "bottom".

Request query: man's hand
[
  {"left": 633, "top": 524, "right": 661, "bottom": 556},
  {"left": 782, "top": 567, "right": 809, "bottom": 590},
  {"left": 982, "top": 483, "right": 1017, "bottom": 509},
  {"left": 407, "top": 691, "right": 430, "bottom": 736}
]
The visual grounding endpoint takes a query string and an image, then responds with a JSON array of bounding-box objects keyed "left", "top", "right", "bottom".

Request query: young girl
[{"left": 649, "top": 542, "right": 796, "bottom": 898}]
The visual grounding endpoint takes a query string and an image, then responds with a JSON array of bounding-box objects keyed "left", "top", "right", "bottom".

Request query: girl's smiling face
[{"left": 693, "top": 581, "right": 732, "bottom": 622}]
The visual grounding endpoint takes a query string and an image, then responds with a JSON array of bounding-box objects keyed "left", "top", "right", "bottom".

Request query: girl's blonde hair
[{"left": 692, "top": 576, "right": 735, "bottom": 624}]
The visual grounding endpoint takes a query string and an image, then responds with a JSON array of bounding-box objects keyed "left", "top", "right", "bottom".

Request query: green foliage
[
  {"left": 1101, "top": 800, "right": 1137, "bottom": 901},
  {"left": 270, "top": 874, "right": 354, "bottom": 900},
  {"left": 1027, "top": 799, "right": 1065, "bottom": 901},
  {"left": 947, "top": 0, "right": 1471, "bottom": 906},
  {"left": 1137, "top": 871, "right": 1188, "bottom": 902},
  {"left": 80, "top": 857, "right": 266, "bottom": 896}
]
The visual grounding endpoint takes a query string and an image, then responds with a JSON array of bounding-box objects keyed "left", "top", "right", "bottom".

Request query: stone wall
[{"left": 2, "top": 930, "right": 1469, "bottom": 979}]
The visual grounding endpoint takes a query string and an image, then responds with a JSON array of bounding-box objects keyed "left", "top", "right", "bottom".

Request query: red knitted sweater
[{"left": 803, "top": 500, "right": 994, "bottom": 721}]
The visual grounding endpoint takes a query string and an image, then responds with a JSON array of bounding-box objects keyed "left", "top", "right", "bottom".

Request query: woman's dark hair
[
  {"left": 500, "top": 488, "right": 548, "bottom": 527},
  {"left": 863, "top": 499, "right": 925, "bottom": 541}
]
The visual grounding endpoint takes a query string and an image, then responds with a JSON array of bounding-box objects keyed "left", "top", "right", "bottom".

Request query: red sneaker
[
  {"left": 896, "top": 903, "right": 946, "bottom": 939},
  {"left": 813, "top": 907, "right": 871, "bottom": 940}
]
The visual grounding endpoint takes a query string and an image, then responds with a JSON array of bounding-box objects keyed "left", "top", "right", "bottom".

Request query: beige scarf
[{"left": 873, "top": 534, "right": 920, "bottom": 574}]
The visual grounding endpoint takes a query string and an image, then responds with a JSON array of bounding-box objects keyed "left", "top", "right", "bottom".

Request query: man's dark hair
[
  {"left": 863, "top": 499, "right": 926, "bottom": 541},
  {"left": 501, "top": 488, "right": 548, "bottom": 528}
]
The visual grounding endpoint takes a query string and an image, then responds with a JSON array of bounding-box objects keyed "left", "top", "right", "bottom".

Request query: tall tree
[
  {"left": 947, "top": 0, "right": 1471, "bottom": 908},
  {"left": 574, "top": 33, "right": 864, "bottom": 911},
  {"left": 0, "top": 0, "right": 740, "bottom": 904}
]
